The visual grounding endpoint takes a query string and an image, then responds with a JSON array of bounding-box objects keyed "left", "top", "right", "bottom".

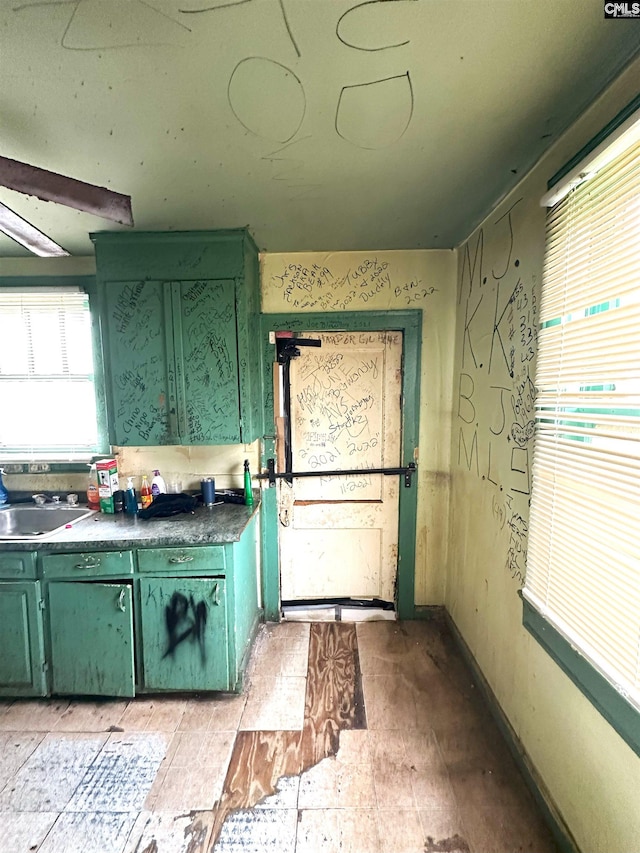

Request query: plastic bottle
[
  {"left": 0, "top": 468, "right": 8, "bottom": 506},
  {"left": 140, "top": 474, "right": 152, "bottom": 509},
  {"left": 243, "top": 459, "right": 254, "bottom": 507},
  {"left": 125, "top": 477, "right": 138, "bottom": 514},
  {"left": 151, "top": 469, "right": 166, "bottom": 497},
  {"left": 87, "top": 462, "right": 100, "bottom": 509}
]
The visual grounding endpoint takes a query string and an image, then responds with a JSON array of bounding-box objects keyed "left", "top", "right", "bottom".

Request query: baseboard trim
[
  {"left": 442, "top": 610, "right": 581, "bottom": 853},
  {"left": 413, "top": 604, "right": 446, "bottom": 620}
]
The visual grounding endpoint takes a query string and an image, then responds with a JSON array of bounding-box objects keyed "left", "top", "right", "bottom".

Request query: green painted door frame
[{"left": 259, "top": 310, "right": 422, "bottom": 622}]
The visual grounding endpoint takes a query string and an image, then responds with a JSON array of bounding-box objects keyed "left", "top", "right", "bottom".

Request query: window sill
[
  {"left": 521, "top": 595, "right": 640, "bottom": 757},
  {"left": 0, "top": 459, "right": 109, "bottom": 474}
]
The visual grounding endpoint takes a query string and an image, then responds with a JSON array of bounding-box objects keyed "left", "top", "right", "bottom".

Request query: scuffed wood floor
[{"left": 0, "top": 619, "right": 559, "bottom": 853}]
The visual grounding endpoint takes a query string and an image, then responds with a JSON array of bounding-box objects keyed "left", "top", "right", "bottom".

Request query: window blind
[
  {"left": 0, "top": 287, "right": 99, "bottom": 459},
  {"left": 524, "top": 131, "right": 640, "bottom": 712}
]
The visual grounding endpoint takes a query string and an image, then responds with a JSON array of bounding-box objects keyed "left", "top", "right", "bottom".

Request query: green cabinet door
[
  {"left": 103, "top": 277, "right": 243, "bottom": 445},
  {"left": 94, "top": 230, "right": 262, "bottom": 446},
  {"left": 173, "top": 279, "right": 241, "bottom": 443},
  {"left": 103, "top": 280, "right": 173, "bottom": 445},
  {"left": 0, "top": 582, "right": 46, "bottom": 697},
  {"left": 48, "top": 582, "right": 135, "bottom": 697},
  {"left": 139, "top": 577, "right": 229, "bottom": 691}
]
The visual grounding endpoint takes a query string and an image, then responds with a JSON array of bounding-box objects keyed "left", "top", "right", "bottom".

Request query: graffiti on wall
[
  {"left": 456, "top": 198, "right": 537, "bottom": 584},
  {"left": 267, "top": 255, "right": 438, "bottom": 312}
]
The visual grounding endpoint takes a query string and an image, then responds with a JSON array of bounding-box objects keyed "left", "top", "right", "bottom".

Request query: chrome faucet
[{"left": 32, "top": 494, "right": 61, "bottom": 505}]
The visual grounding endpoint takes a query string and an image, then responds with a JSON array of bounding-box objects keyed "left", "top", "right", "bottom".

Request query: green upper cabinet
[{"left": 92, "top": 230, "right": 262, "bottom": 446}]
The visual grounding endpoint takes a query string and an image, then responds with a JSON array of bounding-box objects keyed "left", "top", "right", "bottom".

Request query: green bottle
[{"left": 244, "top": 459, "right": 254, "bottom": 506}]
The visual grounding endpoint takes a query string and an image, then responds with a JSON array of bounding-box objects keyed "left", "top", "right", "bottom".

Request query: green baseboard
[{"left": 440, "top": 609, "right": 580, "bottom": 853}]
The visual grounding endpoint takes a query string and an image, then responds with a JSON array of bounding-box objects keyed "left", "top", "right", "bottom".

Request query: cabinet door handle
[
  {"left": 210, "top": 582, "right": 221, "bottom": 606},
  {"left": 74, "top": 555, "right": 101, "bottom": 570},
  {"left": 168, "top": 554, "right": 194, "bottom": 564},
  {"left": 116, "top": 588, "right": 126, "bottom": 612}
]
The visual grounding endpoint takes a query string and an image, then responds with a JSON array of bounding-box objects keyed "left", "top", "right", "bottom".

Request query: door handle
[
  {"left": 168, "top": 554, "right": 194, "bottom": 564},
  {"left": 210, "top": 582, "right": 221, "bottom": 606},
  {"left": 74, "top": 555, "right": 101, "bottom": 570},
  {"left": 116, "top": 588, "right": 126, "bottom": 612}
]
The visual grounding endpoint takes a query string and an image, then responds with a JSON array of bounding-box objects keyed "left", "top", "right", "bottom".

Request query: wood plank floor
[{"left": 0, "top": 618, "right": 559, "bottom": 853}]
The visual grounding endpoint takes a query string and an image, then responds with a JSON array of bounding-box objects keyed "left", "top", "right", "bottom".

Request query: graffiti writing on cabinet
[
  {"left": 457, "top": 198, "right": 536, "bottom": 583},
  {"left": 163, "top": 592, "right": 208, "bottom": 666}
]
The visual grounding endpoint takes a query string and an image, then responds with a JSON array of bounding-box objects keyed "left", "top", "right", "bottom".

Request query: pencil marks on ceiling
[
  {"left": 277, "top": 0, "right": 301, "bottom": 58},
  {"left": 335, "top": 72, "right": 414, "bottom": 149},
  {"left": 177, "top": 0, "right": 252, "bottom": 12},
  {"left": 228, "top": 58, "right": 306, "bottom": 144},
  {"left": 9, "top": 0, "right": 419, "bottom": 208},
  {"left": 12, "top": 0, "right": 191, "bottom": 50},
  {"left": 261, "top": 137, "right": 322, "bottom": 202},
  {"left": 336, "top": 0, "right": 414, "bottom": 52},
  {"left": 176, "top": 0, "right": 300, "bottom": 58},
  {"left": 220, "top": 0, "right": 418, "bottom": 199}
]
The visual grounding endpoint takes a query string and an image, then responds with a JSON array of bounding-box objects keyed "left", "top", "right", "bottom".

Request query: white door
[{"left": 278, "top": 331, "right": 403, "bottom": 603}]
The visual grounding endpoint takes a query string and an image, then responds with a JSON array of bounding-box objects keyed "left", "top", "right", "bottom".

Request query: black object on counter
[
  {"left": 138, "top": 493, "right": 197, "bottom": 519},
  {"left": 215, "top": 489, "right": 246, "bottom": 505}
]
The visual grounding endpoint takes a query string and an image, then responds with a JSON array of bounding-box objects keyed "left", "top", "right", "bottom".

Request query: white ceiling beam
[{"left": 0, "top": 201, "right": 69, "bottom": 257}]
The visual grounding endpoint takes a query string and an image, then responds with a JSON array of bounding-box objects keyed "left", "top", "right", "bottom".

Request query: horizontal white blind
[
  {"left": 0, "top": 288, "right": 98, "bottom": 458},
  {"left": 524, "top": 132, "right": 640, "bottom": 712}
]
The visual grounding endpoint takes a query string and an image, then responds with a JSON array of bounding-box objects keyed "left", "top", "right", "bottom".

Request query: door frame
[{"left": 259, "top": 310, "right": 422, "bottom": 621}]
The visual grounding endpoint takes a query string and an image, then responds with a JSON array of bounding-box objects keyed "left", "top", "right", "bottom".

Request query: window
[
  {"left": 0, "top": 284, "right": 103, "bottom": 462},
  {"left": 523, "top": 104, "right": 640, "bottom": 754}
]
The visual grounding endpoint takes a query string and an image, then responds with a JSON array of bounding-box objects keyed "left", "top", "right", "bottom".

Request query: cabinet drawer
[
  {"left": 42, "top": 550, "right": 134, "bottom": 579},
  {"left": 0, "top": 551, "right": 37, "bottom": 579},
  {"left": 137, "top": 546, "right": 225, "bottom": 574}
]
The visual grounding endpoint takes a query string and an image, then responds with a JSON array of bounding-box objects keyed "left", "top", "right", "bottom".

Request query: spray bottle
[
  {"left": 87, "top": 462, "right": 100, "bottom": 509},
  {"left": 0, "top": 468, "right": 8, "bottom": 506},
  {"left": 125, "top": 477, "right": 138, "bottom": 514}
]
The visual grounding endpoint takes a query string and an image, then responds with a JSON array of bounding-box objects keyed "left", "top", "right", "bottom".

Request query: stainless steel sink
[{"left": 0, "top": 505, "right": 96, "bottom": 539}]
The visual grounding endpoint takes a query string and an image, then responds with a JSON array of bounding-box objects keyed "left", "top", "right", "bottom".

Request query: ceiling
[{"left": 1, "top": 0, "right": 639, "bottom": 257}]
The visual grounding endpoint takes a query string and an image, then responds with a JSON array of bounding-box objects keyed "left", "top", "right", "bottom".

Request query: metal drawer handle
[
  {"left": 168, "top": 554, "right": 194, "bottom": 564},
  {"left": 211, "top": 582, "right": 220, "bottom": 606},
  {"left": 74, "top": 556, "right": 101, "bottom": 570},
  {"left": 116, "top": 588, "right": 126, "bottom": 612}
]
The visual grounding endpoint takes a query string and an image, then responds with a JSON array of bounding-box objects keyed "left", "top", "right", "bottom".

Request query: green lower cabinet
[
  {"left": 139, "top": 577, "right": 229, "bottom": 691},
  {"left": 0, "top": 581, "right": 46, "bottom": 697},
  {"left": 48, "top": 582, "right": 135, "bottom": 697}
]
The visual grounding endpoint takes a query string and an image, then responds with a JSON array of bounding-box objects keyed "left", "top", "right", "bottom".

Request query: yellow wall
[
  {"left": 447, "top": 58, "right": 640, "bottom": 852},
  {"left": 261, "top": 250, "right": 457, "bottom": 603}
]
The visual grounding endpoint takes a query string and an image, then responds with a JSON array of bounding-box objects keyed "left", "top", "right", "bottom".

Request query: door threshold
[{"left": 282, "top": 598, "right": 396, "bottom": 622}]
